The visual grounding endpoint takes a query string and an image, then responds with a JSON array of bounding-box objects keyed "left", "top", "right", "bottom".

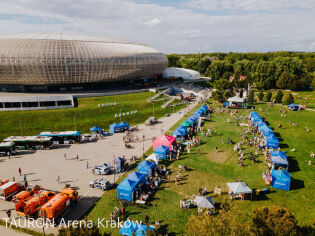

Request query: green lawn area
[
  {"left": 86, "top": 94, "right": 315, "bottom": 235},
  {"left": 0, "top": 92, "right": 184, "bottom": 141}
]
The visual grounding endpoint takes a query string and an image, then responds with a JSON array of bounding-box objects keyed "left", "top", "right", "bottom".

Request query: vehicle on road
[
  {"left": 81, "top": 134, "right": 96, "bottom": 142},
  {"left": 0, "top": 179, "right": 9, "bottom": 187},
  {"left": 40, "top": 188, "right": 78, "bottom": 220},
  {"left": 92, "top": 163, "right": 111, "bottom": 175},
  {"left": 0, "top": 182, "right": 24, "bottom": 200},
  {"left": 89, "top": 179, "right": 111, "bottom": 191},
  {"left": 145, "top": 117, "right": 157, "bottom": 126},
  {"left": 16, "top": 191, "right": 56, "bottom": 217}
]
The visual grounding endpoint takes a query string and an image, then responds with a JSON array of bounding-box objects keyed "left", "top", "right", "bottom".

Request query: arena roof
[{"left": 0, "top": 33, "right": 142, "bottom": 45}]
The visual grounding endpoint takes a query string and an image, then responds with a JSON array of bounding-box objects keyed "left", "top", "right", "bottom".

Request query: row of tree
[
  {"left": 167, "top": 52, "right": 315, "bottom": 91},
  {"left": 246, "top": 90, "right": 294, "bottom": 105}
]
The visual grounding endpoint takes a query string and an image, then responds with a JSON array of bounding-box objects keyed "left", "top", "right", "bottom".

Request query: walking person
[
  {"left": 24, "top": 174, "right": 27, "bottom": 182},
  {"left": 64, "top": 153, "right": 67, "bottom": 160},
  {"left": 76, "top": 154, "right": 79, "bottom": 161},
  {"left": 56, "top": 175, "right": 60, "bottom": 184},
  {"left": 215, "top": 146, "right": 218, "bottom": 153},
  {"left": 6, "top": 209, "right": 11, "bottom": 219},
  {"left": 18, "top": 167, "right": 21, "bottom": 176},
  {"left": 86, "top": 161, "right": 89, "bottom": 169}
]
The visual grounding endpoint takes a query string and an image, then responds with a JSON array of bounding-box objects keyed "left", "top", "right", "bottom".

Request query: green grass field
[
  {"left": 86, "top": 93, "right": 315, "bottom": 235},
  {"left": 0, "top": 92, "right": 184, "bottom": 141}
]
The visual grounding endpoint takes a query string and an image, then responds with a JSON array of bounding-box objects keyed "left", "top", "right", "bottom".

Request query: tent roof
[
  {"left": 146, "top": 153, "right": 159, "bottom": 164},
  {"left": 117, "top": 179, "right": 138, "bottom": 191},
  {"left": 271, "top": 151, "right": 287, "bottom": 158},
  {"left": 120, "top": 121, "right": 129, "bottom": 126},
  {"left": 127, "top": 171, "right": 147, "bottom": 183},
  {"left": 194, "top": 196, "right": 215, "bottom": 208},
  {"left": 271, "top": 155, "right": 289, "bottom": 166},
  {"left": 288, "top": 103, "right": 299, "bottom": 107},
  {"left": 153, "top": 135, "right": 176, "bottom": 151},
  {"left": 272, "top": 169, "right": 290, "bottom": 179},
  {"left": 154, "top": 145, "right": 169, "bottom": 153},
  {"left": 227, "top": 96, "right": 245, "bottom": 103},
  {"left": 227, "top": 182, "right": 252, "bottom": 194},
  {"left": 90, "top": 125, "right": 102, "bottom": 132},
  {"left": 137, "top": 160, "right": 156, "bottom": 170},
  {"left": 181, "top": 121, "right": 191, "bottom": 127}
]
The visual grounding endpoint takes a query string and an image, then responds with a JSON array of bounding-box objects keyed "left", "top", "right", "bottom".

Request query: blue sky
[{"left": 0, "top": 0, "right": 314, "bottom": 53}]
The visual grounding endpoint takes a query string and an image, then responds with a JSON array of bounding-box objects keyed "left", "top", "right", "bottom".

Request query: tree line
[{"left": 167, "top": 52, "right": 315, "bottom": 91}]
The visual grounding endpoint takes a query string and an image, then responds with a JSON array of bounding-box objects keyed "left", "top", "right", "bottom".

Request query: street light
[{"left": 153, "top": 103, "right": 155, "bottom": 117}]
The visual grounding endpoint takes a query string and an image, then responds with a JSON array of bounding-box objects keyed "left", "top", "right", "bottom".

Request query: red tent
[{"left": 153, "top": 134, "right": 176, "bottom": 151}]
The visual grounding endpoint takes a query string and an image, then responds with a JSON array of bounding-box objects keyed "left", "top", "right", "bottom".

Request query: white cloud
[
  {"left": 0, "top": 0, "right": 313, "bottom": 53},
  {"left": 144, "top": 18, "right": 161, "bottom": 27}
]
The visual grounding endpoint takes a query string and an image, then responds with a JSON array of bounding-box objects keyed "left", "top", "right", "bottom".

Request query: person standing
[
  {"left": 64, "top": 153, "right": 67, "bottom": 160},
  {"left": 6, "top": 209, "right": 11, "bottom": 219},
  {"left": 76, "top": 154, "right": 79, "bottom": 161},
  {"left": 24, "top": 174, "right": 27, "bottom": 182},
  {"left": 18, "top": 167, "right": 22, "bottom": 176},
  {"left": 86, "top": 161, "right": 89, "bottom": 169},
  {"left": 215, "top": 146, "right": 218, "bottom": 153},
  {"left": 56, "top": 175, "right": 60, "bottom": 184}
]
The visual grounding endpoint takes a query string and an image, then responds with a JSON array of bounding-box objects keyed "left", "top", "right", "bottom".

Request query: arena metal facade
[{"left": 0, "top": 33, "right": 168, "bottom": 88}]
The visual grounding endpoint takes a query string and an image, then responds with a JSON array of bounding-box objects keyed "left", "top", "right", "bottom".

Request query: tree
[
  {"left": 265, "top": 91, "right": 272, "bottom": 102},
  {"left": 283, "top": 93, "right": 295, "bottom": 105},
  {"left": 258, "top": 90, "right": 264, "bottom": 101},
  {"left": 250, "top": 206, "right": 299, "bottom": 236},
  {"left": 276, "top": 71, "right": 289, "bottom": 89},
  {"left": 275, "top": 90, "right": 284, "bottom": 103},
  {"left": 247, "top": 91, "right": 254, "bottom": 105}
]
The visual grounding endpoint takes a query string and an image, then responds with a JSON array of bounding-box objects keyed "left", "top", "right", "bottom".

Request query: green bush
[
  {"left": 283, "top": 93, "right": 295, "bottom": 105},
  {"left": 247, "top": 91, "right": 254, "bottom": 105},
  {"left": 258, "top": 90, "right": 264, "bottom": 101},
  {"left": 275, "top": 90, "right": 284, "bottom": 103},
  {"left": 265, "top": 91, "right": 272, "bottom": 102}
]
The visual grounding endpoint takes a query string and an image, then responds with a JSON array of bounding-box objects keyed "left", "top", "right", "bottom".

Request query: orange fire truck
[
  {"left": 40, "top": 188, "right": 78, "bottom": 220},
  {"left": 0, "top": 179, "right": 9, "bottom": 187}
]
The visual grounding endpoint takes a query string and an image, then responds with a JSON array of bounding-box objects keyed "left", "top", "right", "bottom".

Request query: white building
[{"left": 162, "top": 67, "right": 200, "bottom": 81}]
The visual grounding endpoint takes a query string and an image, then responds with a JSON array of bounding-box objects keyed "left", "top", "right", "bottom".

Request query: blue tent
[
  {"left": 119, "top": 222, "right": 139, "bottom": 235},
  {"left": 135, "top": 225, "right": 155, "bottom": 236},
  {"left": 201, "top": 104, "right": 208, "bottom": 111},
  {"left": 154, "top": 145, "right": 169, "bottom": 160},
  {"left": 137, "top": 160, "right": 156, "bottom": 175},
  {"left": 188, "top": 116, "right": 198, "bottom": 122},
  {"left": 117, "top": 179, "right": 138, "bottom": 201},
  {"left": 259, "top": 125, "right": 273, "bottom": 133},
  {"left": 270, "top": 151, "right": 288, "bottom": 166},
  {"left": 120, "top": 121, "right": 130, "bottom": 130},
  {"left": 265, "top": 136, "right": 279, "bottom": 149},
  {"left": 253, "top": 117, "right": 263, "bottom": 123},
  {"left": 288, "top": 103, "right": 299, "bottom": 111},
  {"left": 110, "top": 123, "right": 123, "bottom": 133},
  {"left": 262, "top": 130, "right": 275, "bottom": 138},
  {"left": 126, "top": 172, "right": 147, "bottom": 185},
  {"left": 193, "top": 112, "right": 201, "bottom": 118},
  {"left": 250, "top": 111, "right": 259, "bottom": 117},
  {"left": 172, "top": 130, "right": 183, "bottom": 137},
  {"left": 115, "top": 157, "right": 125, "bottom": 172},
  {"left": 176, "top": 126, "right": 187, "bottom": 135},
  {"left": 90, "top": 125, "right": 102, "bottom": 132},
  {"left": 271, "top": 170, "right": 290, "bottom": 191},
  {"left": 186, "top": 117, "right": 196, "bottom": 125}
]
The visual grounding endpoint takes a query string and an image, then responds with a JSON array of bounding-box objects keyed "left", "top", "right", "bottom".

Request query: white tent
[
  {"left": 146, "top": 153, "right": 159, "bottom": 165},
  {"left": 227, "top": 96, "right": 245, "bottom": 103},
  {"left": 227, "top": 182, "right": 252, "bottom": 194},
  {"left": 194, "top": 196, "right": 215, "bottom": 209}
]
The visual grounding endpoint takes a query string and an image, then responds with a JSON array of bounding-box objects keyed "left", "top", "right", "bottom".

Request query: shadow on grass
[
  {"left": 290, "top": 178, "right": 305, "bottom": 190},
  {"left": 288, "top": 157, "right": 301, "bottom": 172}
]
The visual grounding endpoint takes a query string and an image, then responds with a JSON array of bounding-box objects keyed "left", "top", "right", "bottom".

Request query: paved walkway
[
  {"left": 0, "top": 226, "right": 28, "bottom": 236},
  {"left": 0, "top": 100, "right": 199, "bottom": 235}
]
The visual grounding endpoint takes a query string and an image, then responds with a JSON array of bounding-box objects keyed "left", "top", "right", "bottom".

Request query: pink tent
[{"left": 153, "top": 135, "right": 176, "bottom": 151}]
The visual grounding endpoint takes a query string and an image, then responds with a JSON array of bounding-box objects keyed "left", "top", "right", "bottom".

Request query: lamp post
[
  {"left": 153, "top": 103, "right": 155, "bottom": 117},
  {"left": 113, "top": 155, "right": 116, "bottom": 183},
  {"left": 142, "top": 134, "right": 145, "bottom": 158}
]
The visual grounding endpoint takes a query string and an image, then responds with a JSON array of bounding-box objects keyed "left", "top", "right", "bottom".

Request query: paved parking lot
[{"left": 0, "top": 101, "right": 198, "bottom": 235}]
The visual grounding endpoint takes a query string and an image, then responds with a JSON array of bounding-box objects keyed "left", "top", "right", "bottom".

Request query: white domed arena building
[
  {"left": 162, "top": 67, "right": 200, "bottom": 81},
  {"left": 0, "top": 33, "right": 168, "bottom": 92}
]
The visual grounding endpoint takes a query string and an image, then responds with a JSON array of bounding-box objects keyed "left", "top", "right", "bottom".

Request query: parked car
[
  {"left": 92, "top": 164, "right": 111, "bottom": 175},
  {"left": 89, "top": 179, "right": 111, "bottom": 191},
  {"left": 81, "top": 134, "right": 96, "bottom": 142},
  {"left": 145, "top": 117, "right": 157, "bottom": 126}
]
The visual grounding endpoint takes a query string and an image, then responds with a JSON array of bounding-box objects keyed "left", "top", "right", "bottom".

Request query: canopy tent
[
  {"left": 186, "top": 117, "right": 196, "bottom": 125},
  {"left": 109, "top": 123, "right": 123, "bottom": 133},
  {"left": 227, "top": 96, "right": 246, "bottom": 107},
  {"left": 193, "top": 111, "right": 202, "bottom": 118},
  {"left": 288, "top": 103, "right": 299, "bottom": 111},
  {"left": 126, "top": 171, "right": 147, "bottom": 185},
  {"left": 194, "top": 196, "right": 215, "bottom": 209},
  {"left": 146, "top": 153, "right": 159, "bottom": 164},
  {"left": 117, "top": 179, "right": 138, "bottom": 201},
  {"left": 154, "top": 145, "right": 169, "bottom": 160},
  {"left": 177, "top": 126, "right": 188, "bottom": 134},
  {"left": 115, "top": 157, "right": 125, "bottom": 172},
  {"left": 135, "top": 225, "right": 155, "bottom": 236},
  {"left": 227, "top": 182, "right": 252, "bottom": 194},
  {"left": 257, "top": 122, "right": 267, "bottom": 127},
  {"left": 262, "top": 129, "right": 275, "bottom": 137},
  {"left": 137, "top": 160, "right": 156, "bottom": 175},
  {"left": 90, "top": 125, "right": 102, "bottom": 132},
  {"left": 270, "top": 151, "right": 288, "bottom": 166},
  {"left": 153, "top": 134, "right": 176, "bottom": 151},
  {"left": 265, "top": 136, "right": 279, "bottom": 149},
  {"left": 120, "top": 121, "right": 130, "bottom": 130},
  {"left": 252, "top": 117, "right": 263, "bottom": 123},
  {"left": 172, "top": 126, "right": 187, "bottom": 137},
  {"left": 250, "top": 111, "right": 259, "bottom": 118},
  {"left": 119, "top": 222, "right": 139, "bottom": 236},
  {"left": 271, "top": 170, "right": 290, "bottom": 191},
  {"left": 201, "top": 104, "right": 208, "bottom": 111},
  {"left": 187, "top": 116, "right": 198, "bottom": 123},
  {"left": 259, "top": 125, "right": 273, "bottom": 133},
  {"left": 180, "top": 121, "right": 191, "bottom": 127},
  {"left": 172, "top": 130, "right": 184, "bottom": 137}
]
